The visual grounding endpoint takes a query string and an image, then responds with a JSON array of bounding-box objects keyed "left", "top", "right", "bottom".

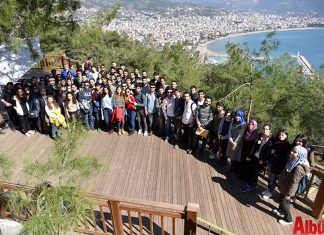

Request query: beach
[{"left": 197, "top": 27, "right": 320, "bottom": 56}]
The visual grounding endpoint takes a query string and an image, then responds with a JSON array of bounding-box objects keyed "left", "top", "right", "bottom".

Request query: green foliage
[
  {"left": 66, "top": 28, "right": 204, "bottom": 89},
  {"left": 0, "top": 0, "right": 81, "bottom": 55},
  {"left": 203, "top": 32, "right": 324, "bottom": 144},
  {"left": 3, "top": 122, "right": 102, "bottom": 234},
  {"left": 3, "top": 184, "right": 94, "bottom": 235}
]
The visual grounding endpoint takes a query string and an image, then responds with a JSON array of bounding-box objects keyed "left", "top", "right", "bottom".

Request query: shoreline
[{"left": 197, "top": 27, "right": 323, "bottom": 56}]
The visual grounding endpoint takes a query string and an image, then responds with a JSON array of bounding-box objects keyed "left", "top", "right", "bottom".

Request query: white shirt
[
  {"left": 197, "top": 98, "right": 205, "bottom": 106},
  {"left": 182, "top": 100, "right": 197, "bottom": 124}
]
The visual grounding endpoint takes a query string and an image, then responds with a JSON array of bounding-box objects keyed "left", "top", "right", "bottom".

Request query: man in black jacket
[{"left": 134, "top": 85, "right": 148, "bottom": 136}]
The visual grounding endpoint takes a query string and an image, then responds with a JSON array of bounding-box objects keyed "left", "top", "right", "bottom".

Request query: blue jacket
[{"left": 60, "top": 68, "right": 76, "bottom": 79}]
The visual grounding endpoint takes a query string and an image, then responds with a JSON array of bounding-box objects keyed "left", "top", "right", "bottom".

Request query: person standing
[
  {"left": 241, "top": 123, "right": 273, "bottom": 192},
  {"left": 134, "top": 85, "right": 148, "bottom": 136},
  {"left": 101, "top": 87, "right": 114, "bottom": 134},
  {"left": 195, "top": 97, "right": 214, "bottom": 155},
  {"left": 164, "top": 88, "right": 175, "bottom": 142},
  {"left": 112, "top": 86, "right": 126, "bottom": 136},
  {"left": 125, "top": 88, "right": 136, "bottom": 135},
  {"left": 209, "top": 102, "right": 225, "bottom": 159},
  {"left": 146, "top": 84, "right": 157, "bottom": 136},
  {"left": 181, "top": 92, "right": 197, "bottom": 154},
  {"left": 217, "top": 110, "right": 233, "bottom": 164},
  {"left": 78, "top": 80, "right": 94, "bottom": 130},
  {"left": 262, "top": 129, "right": 291, "bottom": 199},
  {"left": 226, "top": 109, "right": 247, "bottom": 173},
  {"left": 174, "top": 89, "right": 184, "bottom": 148},
  {"left": 13, "top": 88, "right": 34, "bottom": 137},
  {"left": 0, "top": 82, "right": 16, "bottom": 131},
  {"left": 239, "top": 119, "right": 258, "bottom": 181},
  {"left": 155, "top": 87, "right": 166, "bottom": 138},
  {"left": 273, "top": 144, "right": 310, "bottom": 225}
]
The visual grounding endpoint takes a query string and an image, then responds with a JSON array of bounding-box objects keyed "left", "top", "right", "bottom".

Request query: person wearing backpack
[
  {"left": 182, "top": 92, "right": 197, "bottom": 154},
  {"left": 194, "top": 96, "right": 214, "bottom": 156}
]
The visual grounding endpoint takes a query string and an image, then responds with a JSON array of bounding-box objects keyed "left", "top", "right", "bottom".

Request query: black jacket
[
  {"left": 270, "top": 141, "right": 291, "bottom": 174},
  {"left": 251, "top": 134, "right": 274, "bottom": 162}
]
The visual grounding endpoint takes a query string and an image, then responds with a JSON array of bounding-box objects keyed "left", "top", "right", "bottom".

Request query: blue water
[{"left": 207, "top": 28, "right": 324, "bottom": 70}]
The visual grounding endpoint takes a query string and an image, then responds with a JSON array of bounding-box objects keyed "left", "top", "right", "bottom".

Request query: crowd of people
[{"left": 0, "top": 59, "right": 316, "bottom": 225}]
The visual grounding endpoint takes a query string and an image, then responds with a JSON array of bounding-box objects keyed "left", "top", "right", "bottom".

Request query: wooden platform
[{"left": 0, "top": 129, "right": 319, "bottom": 235}]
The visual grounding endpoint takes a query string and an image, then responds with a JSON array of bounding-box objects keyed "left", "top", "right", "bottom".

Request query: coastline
[{"left": 197, "top": 27, "right": 322, "bottom": 56}]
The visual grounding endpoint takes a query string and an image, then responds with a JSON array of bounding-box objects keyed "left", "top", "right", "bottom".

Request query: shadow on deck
[{"left": 0, "top": 129, "right": 322, "bottom": 235}]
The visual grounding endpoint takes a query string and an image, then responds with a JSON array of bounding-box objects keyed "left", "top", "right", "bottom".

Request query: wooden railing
[
  {"left": 0, "top": 182, "right": 201, "bottom": 235},
  {"left": 34, "top": 52, "right": 81, "bottom": 72}
]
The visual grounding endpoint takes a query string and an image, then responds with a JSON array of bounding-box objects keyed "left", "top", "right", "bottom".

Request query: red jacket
[
  {"left": 125, "top": 95, "right": 136, "bottom": 111},
  {"left": 111, "top": 106, "right": 125, "bottom": 124}
]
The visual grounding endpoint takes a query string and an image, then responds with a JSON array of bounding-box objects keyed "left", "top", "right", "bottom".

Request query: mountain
[
  {"left": 80, "top": 0, "right": 181, "bottom": 11},
  {"left": 171, "top": 0, "right": 324, "bottom": 14}
]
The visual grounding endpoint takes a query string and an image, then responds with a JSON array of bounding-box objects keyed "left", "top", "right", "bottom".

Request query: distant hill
[
  {"left": 81, "top": 0, "right": 324, "bottom": 14},
  {"left": 80, "top": 0, "right": 182, "bottom": 10},
  {"left": 171, "top": 0, "right": 324, "bottom": 14}
]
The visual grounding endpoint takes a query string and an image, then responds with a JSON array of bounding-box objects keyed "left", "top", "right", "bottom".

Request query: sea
[{"left": 207, "top": 28, "right": 324, "bottom": 70}]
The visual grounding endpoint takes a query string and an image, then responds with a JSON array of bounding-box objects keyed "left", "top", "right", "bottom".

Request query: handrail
[
  {"left": 197, "top": 217, "right": 235, "bottom": 235},
  {"left": 0, "top": 182, "right": 200, "bottom": 235}
]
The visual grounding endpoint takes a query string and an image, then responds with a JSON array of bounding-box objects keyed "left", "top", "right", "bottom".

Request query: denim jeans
[
  {"left": 165, "top": 116, "right": 174, "bottom": 138},
  {"left": 147, "top": 112, "right": 156, "bottom": 133},
  {"left": 127, "top": 109, "right": 136, "bottom": 131},
  {"left": 51, "top": 123, "right": 60, "bottom": 137},
  {"left": 116, "top": 122, "right": 124, "bottom": 130},
  {"left": 268, "top": 172, "right": 278, "bottom": 192},
  {"left": 82, "top": 104, "right": 94, "bottom": 129},
  {"left": 103, "top": 108, "right": 113, "bottom": 131}
]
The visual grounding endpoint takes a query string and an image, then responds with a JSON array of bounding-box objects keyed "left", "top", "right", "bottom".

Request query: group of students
[{"left": 0, "top": 60, "right": 315, "bottom": 225}]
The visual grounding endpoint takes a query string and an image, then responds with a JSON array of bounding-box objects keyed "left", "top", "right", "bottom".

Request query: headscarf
[
  {"left": 286, "top": 145, "right": 309, "bottom": 172},
  {"left": 233, "top": 109, "right": 246, "bottom": 126},
  {"left": 243, "top": 119, "right": 258, "bottom": 141}
]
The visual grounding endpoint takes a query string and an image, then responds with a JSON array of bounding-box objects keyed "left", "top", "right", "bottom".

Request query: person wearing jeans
[
  {"left": 125, "top": 88, "right": 136, "bottom": 135},
  {"left": 262, "top": 129, "right": 291, "bottom": 199},
  {"left": 78, "top": 81, "right": 94, "bottom": 130},
  {"left": 146, "top": 84, "right": 157, "bottom": 136},
  {"left": 101, "top": 86, "right": 114, "bottom": 133}
]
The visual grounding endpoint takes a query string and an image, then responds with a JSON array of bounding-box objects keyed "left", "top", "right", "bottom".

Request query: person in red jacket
[{"left": 125, "top": 88, "right": 137, "bottom": 135}]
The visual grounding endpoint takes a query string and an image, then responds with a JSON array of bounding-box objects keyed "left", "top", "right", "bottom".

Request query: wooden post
[
  {"left": 110, "top": 200, "right": 124, "bottom": 235},
  {"left": 311, "top": 176, "right": 324, "bottom": 219},
  {"left": 184, "top": 203, "right": 199, "bottom": 235}
]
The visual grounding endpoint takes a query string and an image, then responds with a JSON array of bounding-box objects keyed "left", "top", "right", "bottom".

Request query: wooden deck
[{"left": 0, "top": 129, "right": 320, "bottom": 235}]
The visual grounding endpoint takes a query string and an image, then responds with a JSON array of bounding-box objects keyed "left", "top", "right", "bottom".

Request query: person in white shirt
[
  {"left": 90, "top": 66, "right": 99, "bottom": 81},
  {"left": 182, "top": 92, "right": 197, "bottom": 154},
  {"left": 197, "top": 90, "right": 205, "bottom": 106}
]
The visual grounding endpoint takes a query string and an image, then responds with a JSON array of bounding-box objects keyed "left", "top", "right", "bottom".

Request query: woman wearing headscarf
[
  {"left": 241, "top": 123, "right": 274, "bottom": 192},
  {"left": 226, "top": 109, "right": 247, "bottom": 173},
  {"left": 262, "top": 129, "right": 291, "bottom": 199},
  {"left": 238, "top": 119, "right": 258, "bottom": 181},
  {"left": 273, "top": 144, "right": 310, "bottom": 225}
]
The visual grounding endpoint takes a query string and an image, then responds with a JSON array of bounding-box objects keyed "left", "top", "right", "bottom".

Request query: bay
[{"left": 207, "top": 28, "right": 324, "bottom": 70}]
